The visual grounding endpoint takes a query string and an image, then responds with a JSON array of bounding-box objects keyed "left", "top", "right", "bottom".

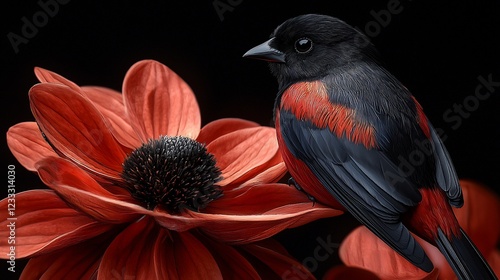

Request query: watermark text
[{"left": 6, "top": 165, "right": 16, "bottom": 273}]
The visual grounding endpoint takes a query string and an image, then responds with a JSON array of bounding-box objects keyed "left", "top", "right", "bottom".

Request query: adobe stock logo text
[{"left": 7, "top": 0, "right": 71, "bottom": 54}]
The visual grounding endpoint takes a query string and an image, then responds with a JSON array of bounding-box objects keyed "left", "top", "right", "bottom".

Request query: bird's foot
[{"left": 288, "top": 177, "right": 316, "bottom": 204}]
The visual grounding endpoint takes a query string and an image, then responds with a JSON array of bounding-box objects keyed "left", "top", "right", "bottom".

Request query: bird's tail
[{"left": 435, "top": 227, "right": 497, "bottom": 280}]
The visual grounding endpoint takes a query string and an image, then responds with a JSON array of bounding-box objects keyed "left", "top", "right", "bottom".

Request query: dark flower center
[{"left": 121, "top": 136, "right": 223, "bottom": 213}]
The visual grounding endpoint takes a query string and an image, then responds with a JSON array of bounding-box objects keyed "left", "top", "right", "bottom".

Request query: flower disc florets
[{"left": 122, "top": 136, "right": 222, "bottom": 212}]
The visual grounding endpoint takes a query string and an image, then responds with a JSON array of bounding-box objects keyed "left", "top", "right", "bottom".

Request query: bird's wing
[
  {"left": 429, "top": 123, "right": 463, "bottom": 207},
  {"left": 279, "top": 108, "right": 434, "bottom": 272}
]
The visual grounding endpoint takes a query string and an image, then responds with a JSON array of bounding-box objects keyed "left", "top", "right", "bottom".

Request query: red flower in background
[
  {"left": 332, "top": 179, "right": 500, "bottom": 280},
  {"left": 1, "top": 60, "right": 342, "bottom": 279}
]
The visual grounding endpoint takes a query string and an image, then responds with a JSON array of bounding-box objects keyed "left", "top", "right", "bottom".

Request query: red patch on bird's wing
[
  {"left": 411, "top": 96, "right": 431, "bottom": 138},
  {"left": 404, "top": 187, "right": 460, "bottom": 243},
  {"left": 280, "top": 81, "right": 377, "bottom": 149},
  {"left": 275, "top": 111, "right": 345, "bottom": 210}
]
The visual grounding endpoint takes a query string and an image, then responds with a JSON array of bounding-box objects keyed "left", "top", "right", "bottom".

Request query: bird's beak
[{"left": 243, "top": 38, "right": 285, "bottom": 63}]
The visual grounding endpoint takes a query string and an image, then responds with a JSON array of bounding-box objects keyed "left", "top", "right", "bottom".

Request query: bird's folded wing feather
[{"left": 279, "top": 109, "right": 434, "bottom": 272}]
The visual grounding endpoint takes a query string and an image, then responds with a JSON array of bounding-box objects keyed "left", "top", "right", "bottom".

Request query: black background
[{"left": 1, "top": 0, "right": 499, "bottom": 278}]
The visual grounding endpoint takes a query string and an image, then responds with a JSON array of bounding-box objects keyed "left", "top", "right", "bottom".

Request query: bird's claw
[
  {"left": 288, "top": 177, "right": 316, "bottom": 205},
  {"left": 288, "top": 177, "right": 302, "bottom": 191}
]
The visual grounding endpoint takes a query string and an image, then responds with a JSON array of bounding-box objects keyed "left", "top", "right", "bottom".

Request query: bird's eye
[{"left": 294, "top": 37, "right": 313, "bottom": 53}]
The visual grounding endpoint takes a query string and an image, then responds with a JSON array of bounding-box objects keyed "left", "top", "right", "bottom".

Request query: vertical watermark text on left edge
[{"left": 6, "top": 165, "right": 16, "bottom": 273}]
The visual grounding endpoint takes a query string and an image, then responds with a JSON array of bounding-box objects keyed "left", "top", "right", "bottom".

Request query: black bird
[{"left": 244, "top": 14, "right": 497, "bottom": 280}]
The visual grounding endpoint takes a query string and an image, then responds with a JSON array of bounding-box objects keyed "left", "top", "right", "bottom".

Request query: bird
[{"left": 243, "top": 14, "right": 497, "bottom": 280}]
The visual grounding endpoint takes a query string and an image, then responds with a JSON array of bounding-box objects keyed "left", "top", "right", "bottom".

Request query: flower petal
[
  {"left": 0, "top": 190, "right": 112, "bottom": 258},
  {"left": 81, "top": 86, "right": 141, "bottom": 149},
  {"left": 29, "top": 83, "right": 127, "bottom": 181},
  {"left": 339, "top": 226, "right": 439, "bottom": 280},
  {"left": 19, "top": 231, "right": 116, "bottom": 280},
  {"left": 241, "top": 239, "right": 315, "bottom": 279},
  {"left": 123, "top": 59, "right": 201, "bottom": 141},
  {"left": 183, "top": 203, "right": 341, "bottom": 244},
  {"left": 98, "top": 218, "right": 222, "bottom": 279},
  {"left": 97, "top": 218, "right": 154, "bottom": 279},
  {"left": 7, "top": 122, "right": 58, "bottom": 171},
  {"left": 453, "top": 179, "right": 500, "bottom": 255},
  {"left": 34, "top": 67, "right": 81, "bottom": 92},
  {"left": 36, "top": 157, "right": 144, "bottom": 223},
  {"left": 417, "top": 235, "right": 455, "bottom": 280},
  {"left": 207, "top": 183, "right": 339, "bottom": 215},
  {"left": 323, "top": 265, "right": 381, "bottom": 280},
  {"left": 238, "top": 162, "right": 287, "bottom": 188},
  {"left": 150, "top": 199, "right": 339, "bottom": 241},
  {"left": 197, "top": 118, "right": 259, "bottom": 145},
  {"left": 171, "top": 230, "right": 223, "bottom": 279},
  {"left": 196, "top": 233, "right": 261, "bottom": 279},
  {"left": 207, "top": 126, "right": 283, "bottom": 187}
]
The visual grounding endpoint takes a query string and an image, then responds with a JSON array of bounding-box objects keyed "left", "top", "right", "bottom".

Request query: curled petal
[
  {"left": 149, "top": 199, "right": 339, "bottom": 241},
  {"left": 339, "top": 226, "right": 439, "bottom": 280},
  {"left": 98, "top": 218, "right": 222, "bottom": 279},
  {"left": 196, "top": 210, "right": 336, "bottom": 245},
  {"left": 29, "top": 83, "right": 127, "bottom": 181},
  {"left": 197, "top": 118, "right": 259, "bottom": 145},
  {"left": 207, "top": 126, "right": 282, "bottom": 187},
  {"left": 36, "top": 157, "right": 144, "bottom": 223},
  {"left": 123, "top": 59, "right": 201, "bottom": 141},
  {"left": 7, "top": 122, "right": 58, "bottom": 171},
  {"left": 207, "top": 183, "right": 340, "bottom": 215},
  {"left": 182, "top": 204, "right": 340, "bottom": 244},
  {"left": 82, "top": 86, "right": 141, "bottom": 149},
  {"left": 230, "top": 148, "right": 286, "bottom": 190},
  {"left": 34, "top": 67, "right": 81, "bottom": 92},
  {"left": 0, "top": 190, "right": 112, "bottom": 258},
  {"left": 239, "top": 162, "right": 287, "bottom": 188}
]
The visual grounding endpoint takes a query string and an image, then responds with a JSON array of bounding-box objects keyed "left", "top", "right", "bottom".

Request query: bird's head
[{"left": 244, "top": 14, "right": 377, "bottom": 88}]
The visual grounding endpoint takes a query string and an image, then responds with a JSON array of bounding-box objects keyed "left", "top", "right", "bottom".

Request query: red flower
[
  {"left": 2, "top": 60, "right": 342, "bottom": 279},
  {"left": 335, "top": 179, "right": 500, "bottom": 280}
]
